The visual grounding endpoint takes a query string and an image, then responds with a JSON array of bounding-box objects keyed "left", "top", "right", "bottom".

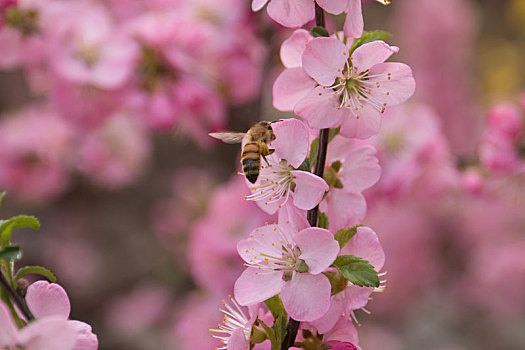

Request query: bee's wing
[{"left": 208, "top": 132, "right": 246, "bottom": 144}]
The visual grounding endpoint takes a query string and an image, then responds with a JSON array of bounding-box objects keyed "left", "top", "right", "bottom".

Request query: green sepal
[
  {"left": 0, "top": 192, "right": 6, "bottom": 209},
  {"left": 311, "top": 26, "right": 330, "bottom": 38},
  {"left": 318, "top": 212, "right": 329, "bottom": 229},
  {"left": 259, "top": 314, "right": 288, "bottom": 350},
  {"left": 0, "top": 245, "right": 22, "bottom": 261},
  {"left": 331, "top": 255, "right": 380, "bottom": 287},
  {"left": 334, "top": 225, "right": 360, "bottom": 249},
  {"left": 0, "top": 215, "right": 40, "bottom": 247},
  {"left": 264, "top": 294, "right": 287, "bottom": 320},
  {"left": 349, "top": 30, "right": 392, "bottom": 56},
  {"left": 323, "top": 270, "right": 348, "bottom": 295},
  {"left": 15, "top": 265, "right": 57, "bottom": 283}
]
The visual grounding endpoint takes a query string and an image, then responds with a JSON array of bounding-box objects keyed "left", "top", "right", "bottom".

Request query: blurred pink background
[{"left": 1, "top": 0, "right": 524, "bottom": 349}]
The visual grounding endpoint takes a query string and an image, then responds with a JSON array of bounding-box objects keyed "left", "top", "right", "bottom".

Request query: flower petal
[
  {"left": 272, "top": 118, "right": 310, "bottom": 168},
  {"left": 281, "top": 273, "right": 331, "bottom": 321},
  {"left": 252, "top": 0, "right": 270, "bottom": 11},
  {"left": 325, "top": 316, "right": 359, "bottom": 344},
  {"left": 238, "top": 224, "right": 290, "bottom": 264},
  {"left": 302, "top": 37, "right": 348, "bottom": 86},
  {"left": 343, "top": 0, "right": 363, "bottom": 39},
  {"left": 351, "top": 41, "right": 399, "bottom": 72},
  {"left": 295, "top": 227, "right": 339, "bottom": 274},
  {"left": 227, "top": 327, "right": 250, "bottom": 350},
  {"left": 291, "top": 171, "right": 329, "bottom": 210},
  {"left": 267, "top": 0, "right": 315, "bottom": 28},
  {"left": 343, "top": 285, "right": 373, "bottom": 311},
  {"left": 280, "top": 29, "right": 312, "bottom": 68},
  {"left": 340, "top": 145, "right": 381, "bottom": 192},
  {"left": 295, "top": 87, "right": 344, "bottom": 129},
  {"left": 339, "top": 105, "right": 381, "bottom": 139},
  {"left": 234, "top": 268, "right": 285, "bottom": 305},
  {"left": 278, "top": 201, "right": 309, "bottom": 234},
  {"left": 26, "top": 281, "right": 71, "bottom": 319},
  {"left": 325, "top": 135, "right": 355, "bottom": 163},
  {"left": 321, "top": 190, "right": 366, "bottom": 231},
  {"left": 310, "top": 293, "right": 345, "bottom": 333},
  {"left": 273, "top": 68, "right": 316, "bottom": 111},
  {"left": 368, "top": 62, "right": 416, "bottom": 106},
  {"left": 316, "top": 0, "right": 348, "bottom": 14},
  {"left": 0, "top": 302, "right": 18, "bottom": 346},
  {"left": 341, "top": 226, "right": 385, "bottom": 271},
  {"left": 19, "top": 318, "right": 78, "bottom": 350}
]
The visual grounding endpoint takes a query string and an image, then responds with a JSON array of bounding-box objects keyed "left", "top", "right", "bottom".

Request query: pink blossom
[
  {"left": 0, "top": 302, "right": 78, "bottom": 350},
  {"left": 25, "top": 280, "right": 98, "bottom": 349},
  {"left": 47, "top": 2, "right": 138, "bottom": 89},
  {"left": 275, "top": 35, "right": 415, "bottom": 138},
  {"left": 319, "top": 136, "right": 381, "bottom": 230},
  {"left": 235, "top": 223, "right": 339, "bottom": 321},
  {"left": 311, "top": 226, "right": 385, "bottom": 333},
  {"left": 244, "top": 118, "right": 328, "bottom": 214},
  {"left": 486, "top": 103, "right": 523, "bottom": 141},
  {"left": 0, "top": 105, "right": 73, "bottom": 202},
  {"left": 76, "top": 112, "right": 151, "bottom": 188},
  {"left": 479, "top": 103, "right": 524, "bottom": 174}
]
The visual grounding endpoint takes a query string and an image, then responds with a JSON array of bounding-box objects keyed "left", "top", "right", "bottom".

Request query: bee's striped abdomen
[{"left": 242, "top": 142, "right": 260, "bottom": 184}]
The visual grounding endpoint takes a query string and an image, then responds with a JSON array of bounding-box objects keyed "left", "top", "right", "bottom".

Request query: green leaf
[
  {"left": 309, "top": 137, "right": 319, "bottom": 168},
  {"left": 0, "top": 192, "right": 6, "bottom": 209},
  {"left": 311, "top": 26, "right": 329, "bottom": 37},
  {"left": 0, "top": 215, "right": 40, "bottom": 246},
  {"left": 328, "top": 127, "right": 340, "bottom": 142},
  {"left": 332, "top": 255, "right": 379, "bottom": 287},
  {"left": 259, "top": 319, "right": 278, "bottom": 350},
  {"left": 334, "top": 225, "right": 360, "bottom": 249},
  {"left": 0, "top": 245, "right": 22, "bottom": 261},
  {"left": 265, "top": 295, "right": 286, "bottom": 319},
  {"left": 273, "top": 314, "right": 288, "bottom": 348},
  {"left": 15, "top": 266, "right": 56, "bottom": 282},
  {"left": 318, "top": 212, "right": 329, "bottom": 229},
  {"left": 349, "top": 30, "right": 392, "bottom": 56}
]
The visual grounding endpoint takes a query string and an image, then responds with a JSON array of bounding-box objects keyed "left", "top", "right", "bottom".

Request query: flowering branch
[{"left": 281, "top": 6, "right": 328, "bottom": 349}]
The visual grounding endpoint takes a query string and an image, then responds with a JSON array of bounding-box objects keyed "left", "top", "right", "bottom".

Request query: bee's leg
[
  {"left": 261, "top": 154, "right": 270, "bottom": 167},
  {"left": 260, "top": 144, "right": 272, "bottom": 166}
]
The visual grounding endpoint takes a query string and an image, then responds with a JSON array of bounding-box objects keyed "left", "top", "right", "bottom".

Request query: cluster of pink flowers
[
  {"left": 0, "top": 0, "right": 264, "bottom": 202},
  {"left": 193, "top": 2, "right": 416, "bottom": 349}
]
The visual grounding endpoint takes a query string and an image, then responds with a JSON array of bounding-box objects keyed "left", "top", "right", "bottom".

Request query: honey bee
[{"left": 209, "top": 121, "right": 276, "bottom": 184}]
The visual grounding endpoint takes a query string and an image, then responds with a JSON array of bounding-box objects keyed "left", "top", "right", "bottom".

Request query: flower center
[
  {"left": 244, "top": 160, "right": 295, "bottom": 208},
  {"left": 327, "top": 60, "right": 391, "bottom": 119},
  {"left": 243, "top": 226, "right": 306, "bottom": 275}
]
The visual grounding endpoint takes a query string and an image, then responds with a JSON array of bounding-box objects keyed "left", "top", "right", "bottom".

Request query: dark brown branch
[
  {"left": 281, "top": 5, "right": 327, "bottom": 350},
  {"left": 0, "top": 271, "right": 33, "bottom": 321}
]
